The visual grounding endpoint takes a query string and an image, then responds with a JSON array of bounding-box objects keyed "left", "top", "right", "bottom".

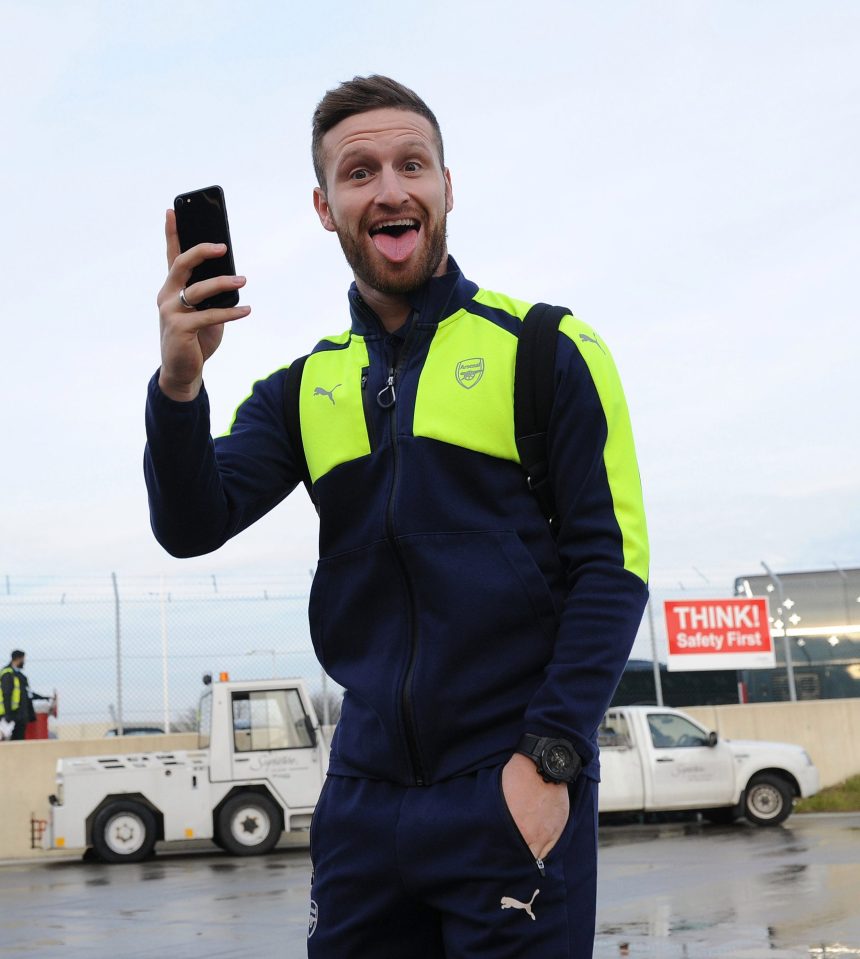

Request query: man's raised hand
[{"left": 156, "top": 209, "right": 250, "bottom": 402}]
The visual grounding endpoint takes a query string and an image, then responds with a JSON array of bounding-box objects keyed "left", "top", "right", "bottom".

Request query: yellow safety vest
[{"left": 0, "top": 666, "right": 22, "bottom": 716}]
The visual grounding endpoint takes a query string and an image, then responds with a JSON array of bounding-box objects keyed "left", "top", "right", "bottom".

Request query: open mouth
[{"left": 369, "top": 218, "right": 420, "bottom": 262}]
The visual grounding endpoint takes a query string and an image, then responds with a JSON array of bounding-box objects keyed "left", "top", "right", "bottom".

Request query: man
[
  {"left": 0, "top": 650, "right": 37, "bottom": 741},
  {"left": 145, "top": 75, "right": 648, "bottom": 958}
]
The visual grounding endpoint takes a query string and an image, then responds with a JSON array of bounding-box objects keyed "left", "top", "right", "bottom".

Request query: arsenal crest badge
[{"left": 455, "top": 357, "right": 485, "bottom": 389}]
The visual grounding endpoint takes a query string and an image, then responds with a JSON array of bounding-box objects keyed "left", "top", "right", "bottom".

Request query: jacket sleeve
[
  {"left": 143, "top": 368, "right": 304, "bottom": 558},
  {"left": 522, "top": 317, "right": 649, "bottom": 775}
]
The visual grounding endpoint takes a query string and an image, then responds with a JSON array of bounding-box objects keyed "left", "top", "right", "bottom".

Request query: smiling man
[
  {"left": 145, "top": 75, "right": 649, "bottom": 958},
  {"left": 313, "top": 108, "right": 452, "bottom": 305}
]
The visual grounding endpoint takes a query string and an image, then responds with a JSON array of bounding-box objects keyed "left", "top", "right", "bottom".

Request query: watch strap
[{"left": 516, "top": 733, "right": 551, "bottom": 762}]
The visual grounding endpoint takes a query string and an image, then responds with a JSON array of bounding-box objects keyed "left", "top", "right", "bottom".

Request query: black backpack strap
[
  {"left": 283, "top": 356, "right": 314, "bottom": 501},
  {"left": 514, "top": 303, "right": 571, "bottom": 531}
]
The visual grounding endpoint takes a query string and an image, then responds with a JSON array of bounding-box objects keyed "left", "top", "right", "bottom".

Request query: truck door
[
  {"left": 645, "top": 711, "right": 735, "bottom": 808},
  {"left": 227, "top": 687, "right": 323, "bottom": 810},
  {"left": 597, "top": 711, "right": 645, "bottom": 812}
]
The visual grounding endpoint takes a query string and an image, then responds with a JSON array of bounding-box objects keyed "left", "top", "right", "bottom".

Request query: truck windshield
[{"left": 232, "top": 688, "right": 314, "bottom": 752}]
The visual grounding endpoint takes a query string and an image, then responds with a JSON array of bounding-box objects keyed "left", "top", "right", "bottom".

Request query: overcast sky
[{"left": 3, "top": 0, "right": 858, "bottom": 600}]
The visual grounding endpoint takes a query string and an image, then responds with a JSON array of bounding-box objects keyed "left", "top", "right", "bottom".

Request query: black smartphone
[{"left": 173, "top": 185, "right": 240, "bottom": 310}]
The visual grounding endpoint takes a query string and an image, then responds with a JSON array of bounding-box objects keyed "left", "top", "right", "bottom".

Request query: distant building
[
  {"left": 734, "top": 566, "right": 860, "bottom": 702},
  {"left": 612, "top": 566, "right": 860, "bottom": 707}
]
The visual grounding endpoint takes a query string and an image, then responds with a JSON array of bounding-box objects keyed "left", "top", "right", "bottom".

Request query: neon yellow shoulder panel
[
  {"left": 300, "top": 337, "right": 371, "bottom": 483},
  {"left": 560, "top": 316, "right": 649, "bottom": 583},
  {"left": 413, "top": 308, "right": 520, "bottom": 463}
]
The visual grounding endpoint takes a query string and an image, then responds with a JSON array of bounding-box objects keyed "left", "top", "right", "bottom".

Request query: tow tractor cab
[{"left": 45, "top": 675, "right": 329, "bottom": 863}]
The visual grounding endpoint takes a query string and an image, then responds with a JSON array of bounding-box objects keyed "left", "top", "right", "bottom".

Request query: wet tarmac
[
  {"left": 594, "top": 813, "right": 860, "bottom": 958},
  {"left": 1, "top": 813, "right": 858, "bottom": 958}
]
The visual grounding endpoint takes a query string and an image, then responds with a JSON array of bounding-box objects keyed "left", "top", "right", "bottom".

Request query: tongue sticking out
[{"left": 371, "top": 228, "right": 419, "bottom": 263}]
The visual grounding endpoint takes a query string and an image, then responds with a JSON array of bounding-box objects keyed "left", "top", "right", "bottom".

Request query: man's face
[{"left": 314, "top": 108, "right": 454, "bottom": 295}]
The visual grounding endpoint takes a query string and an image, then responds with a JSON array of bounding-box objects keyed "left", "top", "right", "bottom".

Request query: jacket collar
[{"left": 348, "top": 255, "right": 479, "bottom": 338}]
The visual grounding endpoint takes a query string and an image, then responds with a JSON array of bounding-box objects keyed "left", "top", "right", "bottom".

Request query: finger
[
  {"left": 172, "top": 303, "right": 252, "bottom": 329},
  {"left": 179, "top": 274, "right": 246, "bottom": 310},
  {"left": 165, "top": 209, "right": 180, "bottom": 268},
  {"left": 166, "top": 242, "right": 229, "bottom": 291}
]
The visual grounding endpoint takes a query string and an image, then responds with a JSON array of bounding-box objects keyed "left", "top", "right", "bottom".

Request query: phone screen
[{"left": 174, "top": 185, "right": 239, "bottom": 310}]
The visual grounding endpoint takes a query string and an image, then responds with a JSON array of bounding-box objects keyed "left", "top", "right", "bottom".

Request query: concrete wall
[
  {"left": 3, "top": 700, "right": 859, "bottom": 863},
  {"left": 0, "top": 733, "right": 197, "bottom": 862},
  {"left": 684, "top": 698, "right": 860, "bottom": 790}
]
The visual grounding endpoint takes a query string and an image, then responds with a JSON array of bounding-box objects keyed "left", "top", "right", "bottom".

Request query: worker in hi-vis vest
[{"left": 1, "top": 650, "right": 36, "bottom": 741}]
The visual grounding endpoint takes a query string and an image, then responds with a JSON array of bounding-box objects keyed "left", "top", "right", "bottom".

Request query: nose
[{"left": 374, "top": 166, "right": 409, "bottom": 208}]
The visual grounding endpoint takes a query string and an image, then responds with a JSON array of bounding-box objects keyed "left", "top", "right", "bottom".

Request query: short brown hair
[{"left": 312, "top": 75, "right": 445, "bottom": 189}]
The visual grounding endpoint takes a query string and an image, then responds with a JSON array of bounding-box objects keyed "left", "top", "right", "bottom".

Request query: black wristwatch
[{"left": 516, "top": 734, "right": 582, "bottom": 784}]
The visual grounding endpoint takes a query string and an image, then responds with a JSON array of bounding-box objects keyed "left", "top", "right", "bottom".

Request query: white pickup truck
[
  {"left": 597, "top": 705, "right": 819, "bottom": 826},
  {"left": 44, "top": 676, "right": 328, "bottom": 862}
]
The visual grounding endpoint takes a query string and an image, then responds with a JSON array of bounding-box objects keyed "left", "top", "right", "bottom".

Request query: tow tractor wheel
[
  {"left": 216, "top": 793, "right": 282, "bottom": 856},
  {"left": 743, "top": 773, "right": 794, "bottom": 827},
  {"left": 91, "top": 800, "right": 158, "bottom": 863}
]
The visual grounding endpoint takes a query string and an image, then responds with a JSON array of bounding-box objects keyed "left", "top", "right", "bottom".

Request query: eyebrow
[
  {"left": 335, "top": 138, "right": 435, "bottom": 171},
  {"left": 396, "top": 139, "right": 435, "bottom": 156}
]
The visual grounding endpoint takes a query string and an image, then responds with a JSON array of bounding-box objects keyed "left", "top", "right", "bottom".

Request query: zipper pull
[
  {"left": 535, "top": 858, "right": 546, "bottom": 876},
  {"left": 377, "top": 367, "right": 396, "bottom": 409}
]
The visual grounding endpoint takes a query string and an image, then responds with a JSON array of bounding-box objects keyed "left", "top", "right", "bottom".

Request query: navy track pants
[{"left": 307, "top": 765, "right": 598, "bottom": 958}]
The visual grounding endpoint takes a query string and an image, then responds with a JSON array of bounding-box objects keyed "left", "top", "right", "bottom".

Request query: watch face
[{"left": 544, "top": 743, "right": 574, "bottom": 778}]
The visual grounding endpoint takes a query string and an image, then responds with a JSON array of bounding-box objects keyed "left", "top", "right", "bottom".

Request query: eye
[
  {"left": 403, "top": 161, "right": 421, "bottom": 173},
  {"left": 350, "top": 169, "right": 370, "bottom": 181}
]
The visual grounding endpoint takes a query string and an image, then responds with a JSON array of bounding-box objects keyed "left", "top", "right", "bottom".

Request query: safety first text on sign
[{"left": 664, "top": 597, "right": 775, "bottom": 672}]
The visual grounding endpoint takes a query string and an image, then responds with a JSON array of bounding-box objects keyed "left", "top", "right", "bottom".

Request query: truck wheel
[
  {"left": 216, "top": 793, "right": 281, "bottom": 856},
  {"left": 743, "top": 774, "right": 794, "bottom": 826},
  {"left": 211, "top": 825, "right": 227, "bottom": 851},
  {"left": 91, "top": 800, "right": 158, "bottom": 863}
]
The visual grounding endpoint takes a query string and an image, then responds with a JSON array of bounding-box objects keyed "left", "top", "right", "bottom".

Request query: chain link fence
[
  {"left": 3, "top": 570, "right": 857, "bottom": 738},
  {"left": 0, "top": 573, "right": 327, "bottom": 738}
]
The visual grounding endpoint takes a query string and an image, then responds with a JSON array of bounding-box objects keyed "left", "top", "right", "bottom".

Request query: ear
[
  {"left": 313, "top": 187, "right": 337, "bottom": 232},
  {"left": 444, "top": 168, "right": 454, "bottom": 214}
]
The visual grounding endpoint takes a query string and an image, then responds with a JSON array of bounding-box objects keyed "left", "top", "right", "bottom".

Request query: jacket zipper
[{"left": 375, "top": 321, "right": 426, "bottom": 786}]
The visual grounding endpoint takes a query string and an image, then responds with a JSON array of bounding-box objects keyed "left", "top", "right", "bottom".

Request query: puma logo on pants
[{"left": 500, "top": 888, "right": 540, "bottom": 920}]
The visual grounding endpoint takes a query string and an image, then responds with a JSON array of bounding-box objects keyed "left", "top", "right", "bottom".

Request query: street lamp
[{"left": 761, "top": 561, "right": 798, "bottom": 702}]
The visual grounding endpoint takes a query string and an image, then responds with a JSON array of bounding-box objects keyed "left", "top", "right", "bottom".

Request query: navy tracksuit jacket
[{"left": 144, "top": 256, "right": 649, "bottom": 956}]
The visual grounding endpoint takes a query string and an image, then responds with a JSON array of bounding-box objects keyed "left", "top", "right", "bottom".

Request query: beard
[{"left": 333, "top": 211, "right": 448, "bottom": 295}]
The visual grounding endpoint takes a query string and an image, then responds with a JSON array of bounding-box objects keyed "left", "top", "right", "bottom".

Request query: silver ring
[{"left": 178, "top": 288, "right": 196, "bottom": 311}]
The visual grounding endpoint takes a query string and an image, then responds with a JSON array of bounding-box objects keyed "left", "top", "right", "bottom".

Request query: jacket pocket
[
  {"left": 307, "top": 541, "right": 414, "bottom": 780},
  {"left": 397, "top": 530, "right": 559, "bottom": 778}
]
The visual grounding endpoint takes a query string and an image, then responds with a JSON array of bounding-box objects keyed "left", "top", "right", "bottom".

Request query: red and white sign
[{"left": 664, "top": 598, "right": 775, "bottom": 672}]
